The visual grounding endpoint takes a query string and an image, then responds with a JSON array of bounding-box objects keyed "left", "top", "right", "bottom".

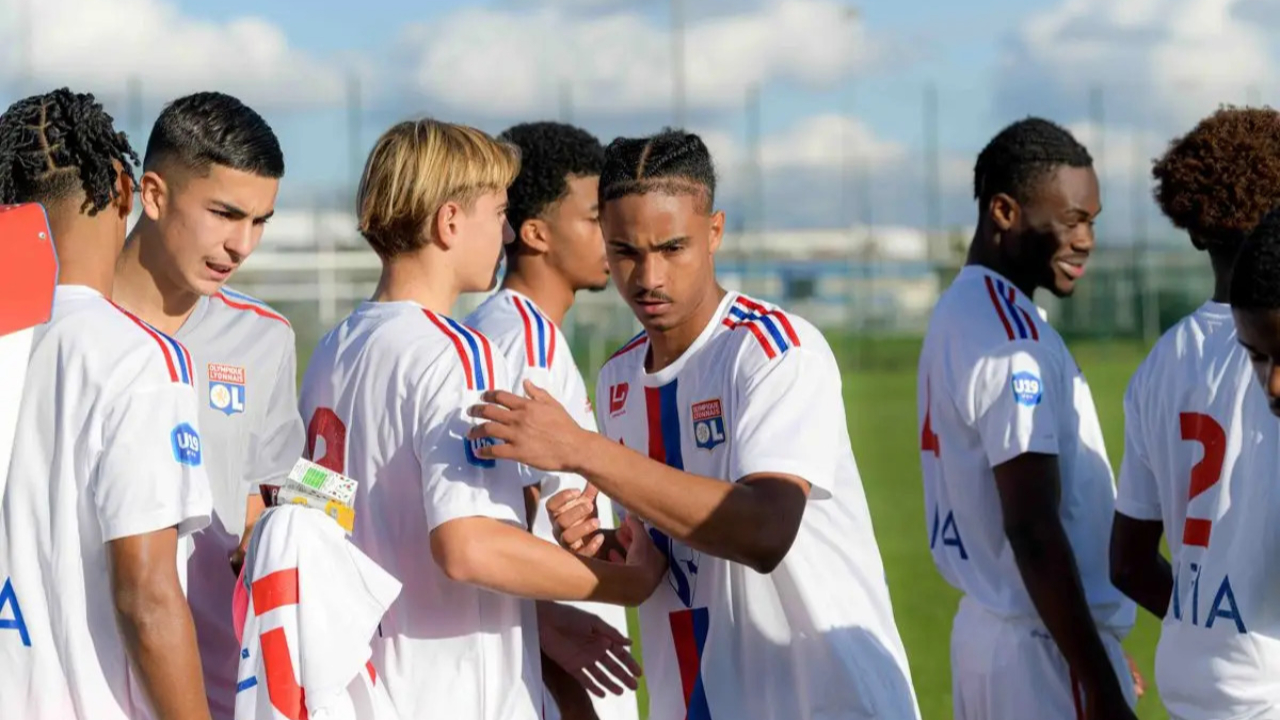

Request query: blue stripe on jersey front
[
  {"left": 995, "top": 279, "right": 1028, "bottom": 339},
  {"left": 659, "top": 381, "right": 684, "bottom": 471},
  {"left": 161, "top": 332, "right": 190, "bottom": 384},
  {"left": 221, "top": 287, "right": 267, "bottom": 307},
  {"left": 526, "top": 300, "right": 548, "bottom": 367},
  {"left": 236, "top": 676, "right": 258, "bottom": 693},
  {"left": 442, "top": 315, "right": 487, "bottom": 390}
]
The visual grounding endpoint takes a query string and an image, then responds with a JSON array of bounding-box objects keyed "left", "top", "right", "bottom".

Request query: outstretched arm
[{"left": 1109, "top": 513, "right": 1171, "bottom": 618}]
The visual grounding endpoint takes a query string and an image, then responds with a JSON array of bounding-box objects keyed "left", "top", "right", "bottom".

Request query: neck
[
  {"left": 965, "top": 230, "right": 1036, "bottom": 298},
  {"left": 501, "top": 259, "right": 575, "bottom": 327},
  {"left": 1209, "top": 250, "right": 1236, "bottom": 304},
  {"left": 372, "top": 249, "right": 461, "bottom": 315},
  {"left": 48, "top": 213, "right": 119, "bottom": 297},
  {"left": 112, "top": 220, "right": 201, "bottom": 335},
  {"left": 646, "top": 284, "right": 728, "bottom": 372}
]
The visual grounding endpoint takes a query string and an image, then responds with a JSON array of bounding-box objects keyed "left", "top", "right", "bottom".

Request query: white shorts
[{"left": 950, "top": 597, "right": 1135, "bottom": 720}]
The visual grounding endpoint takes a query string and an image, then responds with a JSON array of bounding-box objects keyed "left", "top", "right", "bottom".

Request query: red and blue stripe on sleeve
[
  {"left": 511, "top": 295, "right": 557, "bottom": 369},
  {"left": 111, "top": 304, "right": 195, "bottom": 385},
  {"left": 424, "top": 310, "right": 497, "bottom": 391},
  {"left": 984, "top": 276, "right": 1039, "bottom": 342},
  {"left": 722, "top": 296, "right": 801, "bottom": 360}
]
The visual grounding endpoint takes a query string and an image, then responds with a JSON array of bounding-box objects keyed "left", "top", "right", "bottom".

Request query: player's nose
[{"left": 635, "top": 253, "right": 665, "bottom": 290}]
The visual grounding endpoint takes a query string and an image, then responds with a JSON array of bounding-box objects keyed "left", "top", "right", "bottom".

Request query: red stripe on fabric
[
  {"left": 1007, "top": 286, "right": 1040, "bottom": 341},
  {"left": 366, "top": 660, "right": 377, "bottom": 685},
  {"left": 612, "top": 335, "right": 648, "bottom": 359},
  {"left": 669, "top": 610, "right": 701, "bottom": 713},
  {"left": 252, "top": 568, "right": 299, "bottom": 616},
  {"left": 741, "top": 320, "right": 776, "bottom": 359},
  {"left": 545, "top": 314, "right": 557, "bottom": 368},
  {"left": 984, "top": 277, "right": 1015, "bottom": 340},
  {"left": 474, "top": 326, "right": 496, "bottom": 390},
  {"left": 424, "top": 311, "right": 475, "bottom": 390},
  {"left": 645, "top": 387, "right": 665, "bottom": 463},
  {"left": 1183, "top": 518, "right": 1212, "bottom": 547},
  {"left": 213, "top": 292, "right": 290, "bottom": 325},
  {"left": 511, "top": 296, "right": 536, "bottom": 367},
  {"left": 261, "top": 627, "right": 308, "bottom": 720},
  {"left": 734, "top": 296, "right": 801, "bottom": 347},
  {"left": 110, "top": 303, "right": 179, "bottom": 382},
  {"left": 1069, "top": 668, "right": 1083, "bottom": 720}
]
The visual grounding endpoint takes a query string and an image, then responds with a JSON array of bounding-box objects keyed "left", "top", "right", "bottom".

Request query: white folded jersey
[
  {"left": 0, "top": 285, "right": 211, "bottom": 719},
  {"left": 1118, "top": 301, "right": 1280, "bottom": 719}
]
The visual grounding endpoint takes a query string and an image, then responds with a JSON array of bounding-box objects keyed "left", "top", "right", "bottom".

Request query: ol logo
[
  {"left": 171, "top": 423, "right": 202, "bottom": 466},
  {"left": 691, "top": 398, "right": 726, "bottom": 450},
  {"left": 464, "top": 436, "right": 496, "bottom": 469},
  {"left": 1011, "top": 371, "right": 1042, "bottom": 407},
  {"left": 208, "top": 363, "right": 246, "bottom": 416}
]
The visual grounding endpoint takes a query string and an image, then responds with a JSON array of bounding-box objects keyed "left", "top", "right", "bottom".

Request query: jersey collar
[
  {"left": 175, "top": 295, "right": 211, "bottom": 339},
  {"left": 639, "top": 291, "right": 737, "bottom": 387}
]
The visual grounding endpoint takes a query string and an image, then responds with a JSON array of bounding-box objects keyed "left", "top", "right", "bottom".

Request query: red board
[{"left": 0, "top": 204, "right": 58, "bottom": 338}]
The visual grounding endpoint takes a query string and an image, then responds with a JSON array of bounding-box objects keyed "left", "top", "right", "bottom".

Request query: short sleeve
[
  {"left": 959, "top": 340, "right": 1060, "bottom": 468},
  {"left": 1115, "top": 375, "right": 1162, "bottom": 520},
  {"left": 96, "top": 381, "right": 212, "bottom": 542},
  {"left": 730, "top": 345, "right": 843, "bottom": 499},
  {"left": 511, "top": 350, "right": 588, "bottom": 536},
  {"left": 414, "top": 362, "right": 526, "bottom": 533},
  {"left": 247, "top": 341, "right": 306, "bottom": 493}
]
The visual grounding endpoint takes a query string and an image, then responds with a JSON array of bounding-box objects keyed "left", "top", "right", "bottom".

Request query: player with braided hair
[
  {"left": 1111, "top": 107, "right": 1280, "bottom": 720},
  {"left": 918, "top": 117, "right": 1138, "bottom": 720},
  {"left": 0, "top": 89, "right": 213, "bottom": 719},
  {"left": 469, "top": 127, "right": 922, "bottom": 719}
]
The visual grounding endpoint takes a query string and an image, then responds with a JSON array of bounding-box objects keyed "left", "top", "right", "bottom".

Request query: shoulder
[
  {"left": 88, "top": 299, "right": 198, "bottom": 389},
  {"left": 466, "top": 291, "right": 562, "bottom": 372},
  {"left": 211, "top": 287, "right": 293, "bottom": 336},
  {"left": 417, "top": 310, "right": 502, "bottom": 393},
  {"left": 720, "top": 295, "right": 832, "bottom": 372},
  {"left": 598, "top": 329, "right": 649, "bottom": 382},
  {"left": 927, "top": 276, "right": 1064, "bottom": 377}
]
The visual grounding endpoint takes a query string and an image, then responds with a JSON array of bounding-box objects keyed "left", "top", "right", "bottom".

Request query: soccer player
[
  {"left": 914, "top": 117, "right": 1137, "bottom": 720},
  {"left": 0, "top": 89, "right": 212, "bottom": 719},
  {"left": 1111, "top": 107, "right": 1280, "bottom": 719},
  {"left": 468, "top": 128, "right": 922, "bottom": 720},
  {"left": 298, "top": 118, "right": 666, "bottom": 720},
  {"left": 464, "top": 121, "right": 638, "bottom": 720},
  {"left": 111, "top": 92, "right": 304, "bottom": 720}
]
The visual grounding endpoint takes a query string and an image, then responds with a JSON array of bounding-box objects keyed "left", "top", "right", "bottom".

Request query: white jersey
[
  {"left": 173, "top": 288, "right": 305, "bottom": 720},
  {"left": 299, "top": 301, "right": 540, "bottom": 720},
  {"left": 596, "top": 291, "right": 920, "bottom": 720},
  {"left": 466, "top": 288, "right": 637, "bottom": 720},
  {"left": 917, "top": 266, "right": 1135, "bottom": 629},
  {"left": 1117, "top": 301, "right": 1280, "bottom": 719},
  {"left": 0, "top": 285, "right": 212, "bottom": 719}
]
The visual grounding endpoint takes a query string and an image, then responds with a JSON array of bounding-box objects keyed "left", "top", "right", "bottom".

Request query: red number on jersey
[
  {"left": 1180, "top": 412, "right": 1226, "bottom": 548},
  {"left": 306, "top": 407, "right": 347, "bottom": 475},
  {"left": 921, "top": 380, "right": 940, "bottom": 457}
]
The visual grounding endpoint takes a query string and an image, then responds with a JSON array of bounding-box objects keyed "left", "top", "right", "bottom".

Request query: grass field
[{"left": 601, "top": 335, "right": 1166, "bottom": 720}]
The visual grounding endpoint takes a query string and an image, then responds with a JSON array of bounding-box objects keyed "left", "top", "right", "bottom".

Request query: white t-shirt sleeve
[
  {"left": 248, "top": 340, "right": 306, "bottom": 493},
  {"left": 730, "top": 344, "right": 843, "bottom": 498},
  {"left": 959, "top": 339, "right": 1060, "bottom": 468},
  {"left": 414, "top": 361, "right": 525, "bottom": 532},
  {"left": 1115, "top": 374, "right": 1162, "bottom": 520},
  {"left": 96, "top": 380, "right": 212, "bottom": 542}
]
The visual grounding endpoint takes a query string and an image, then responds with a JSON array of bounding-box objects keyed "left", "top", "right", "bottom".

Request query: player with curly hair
[
  {"left": 917, "top": 117, "right": 1139, "bottom": 720},
  {"left": 464, "top": 122, "right": 639, "bottom": 720},
  {"left": 1111, "top": 106, "right": 1280, "bottom": 720},
  {"left": 0, "top": 89, "right": 213, "bottom": 719}
]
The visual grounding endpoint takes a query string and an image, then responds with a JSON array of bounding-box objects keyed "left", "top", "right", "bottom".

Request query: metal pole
[
  {"left": 671, "top": 0, "right": 686, "bottom": 127},
  {"left": 924, "top": 80, "right": 940, "bottom": 261}
]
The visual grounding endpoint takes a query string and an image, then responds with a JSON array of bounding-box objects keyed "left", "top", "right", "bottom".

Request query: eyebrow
[
  {"left": 212, "top": 200, "right": 274, "bottom": 222},
  {"left": 654, "top": 236, "right": 689, "bottom": 250}
]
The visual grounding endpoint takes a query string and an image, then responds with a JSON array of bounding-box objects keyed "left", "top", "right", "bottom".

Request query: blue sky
[{"left": 2, "top": 0, "right": 1277, "bottom": 237}]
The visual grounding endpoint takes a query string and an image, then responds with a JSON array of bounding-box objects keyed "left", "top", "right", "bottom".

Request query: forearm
[
  {"left": 1114, "top": 555, "right": 1172, "bottom": 618},
  {"left": 1008, "top": 518, "right": 1125, "bottom": 693},
  {"left": 433, "top": 518, "right": 650, "bottom": 605},
  {"left": 572, "top": 433, "right": 779, "bottom": 569},
  {"left": 116, "top": 590, "right": 210, "bottom": 720}
]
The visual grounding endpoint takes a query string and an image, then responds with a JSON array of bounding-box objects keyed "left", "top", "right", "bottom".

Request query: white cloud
[
  {"left": 400, "top": 0, "right": 872, "bottom": 117},
  {"left": 0, "top": 0, "right": 345, "bottom": 108},
  {"left": 998, "top": 0, "right": 1276, "bottom": 130}
]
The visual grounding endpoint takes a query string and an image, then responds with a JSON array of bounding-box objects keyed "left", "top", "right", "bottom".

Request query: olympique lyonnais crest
[
  {"left": 208, "top": 363, "right": 246, "bottom": 416},
  {"left": 692, "top": 398, "right": 726, "bottom": 450}
]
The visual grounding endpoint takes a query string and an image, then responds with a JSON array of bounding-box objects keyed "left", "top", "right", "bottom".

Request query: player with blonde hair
[{"left": 298, "top": 118, "right": 665, "bottom": 720}]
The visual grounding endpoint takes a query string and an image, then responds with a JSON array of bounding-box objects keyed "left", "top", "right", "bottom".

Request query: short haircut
[
  {"left": 356, "top": 118, "right": 521, "bottom": 259},
  {"left": 1153, "top": 106, "right": 1280, "bottom": 254},
  {"left": 599, "top": 128, "right": 716, "bottom": 213},
  {"left": 0, "top": 88, "right": 138, "bottom": 214},
  {"left": 973, "top": 117, "right": 1093, "bottom": 207},
  {"left": 499, "top": 121, "right": 604, "bottom": 234},
  {"left": 143, "top": 92, "right": 284, "bottom": 178},
  {"left": 1230, "top": 206, "right": 1280, "bottom": 309}
]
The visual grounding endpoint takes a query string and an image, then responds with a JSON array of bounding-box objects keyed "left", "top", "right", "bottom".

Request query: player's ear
[
  {"left": 707, "top": 209, "right": 725, "bottom": 255},
  {"left": 519, "top": 218, "right": 551, "bottom": 254},
  {"left": 989, "top": 193, "right": 1019, "bottom": 233},
  {"left": 113, "top": 167, "right": 134, "bottom": 220},
  {"left": 138, "top": 170, "right": 166, "bottom": 222},
  {"left": 433, "top": 201, "right": 461, "bottom": 250}
]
